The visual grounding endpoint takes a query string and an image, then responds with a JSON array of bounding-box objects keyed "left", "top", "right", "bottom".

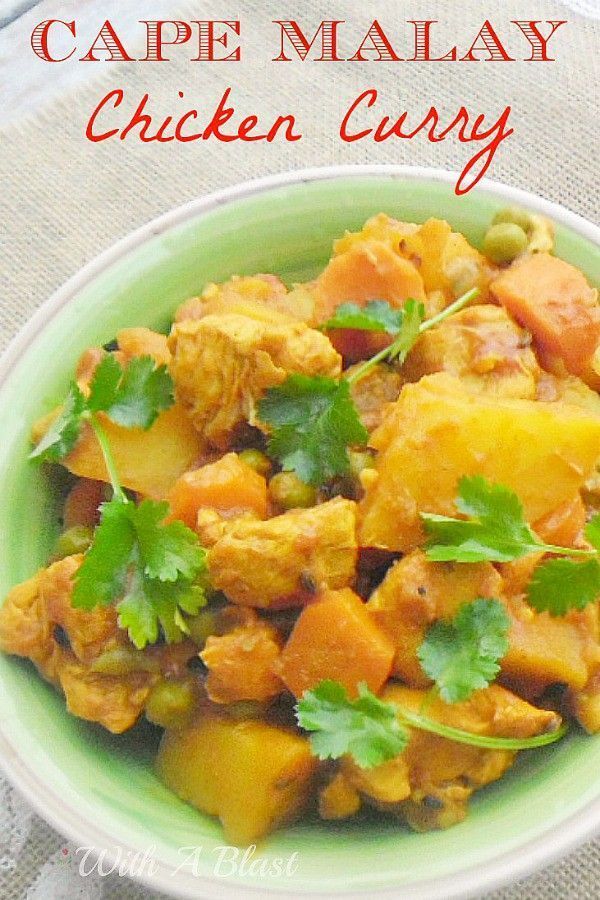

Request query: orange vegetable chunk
[
  {"left": 168, "top": 452, "right": 268, "bottom": 527},
  {"left": 278, "top": 588, "right": 394, "bottom": 698},
  {"left": 491, "top": 253, "right": 600, "bottom": 389}
]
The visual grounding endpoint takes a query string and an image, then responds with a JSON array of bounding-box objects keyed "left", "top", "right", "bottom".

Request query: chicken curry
[{"left": 2, "top": 206, "right": 600, "bottom": 846}]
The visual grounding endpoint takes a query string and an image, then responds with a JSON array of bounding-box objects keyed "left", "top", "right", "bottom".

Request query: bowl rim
[{"left": 0, "top": 164, "right": 599, "bottom": 900}]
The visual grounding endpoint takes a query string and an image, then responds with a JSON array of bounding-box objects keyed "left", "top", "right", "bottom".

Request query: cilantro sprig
[
  {"left": 417, "top": 599, "right": 510, "bottom": 703},
  {"left": 296, "top": 680, "right": 409, "bottom": 768},
  {"left": 259, "top": 288, "right": 479, "bottom": 487},
  {"left": 296, "top": 678, "right": 566, "bottom": 769},
  {"left": 422, "top": 476, "right": 600, "bottom": 617},
  {"left": 31, "top": 352, "right": 207, "bottom": 648}
]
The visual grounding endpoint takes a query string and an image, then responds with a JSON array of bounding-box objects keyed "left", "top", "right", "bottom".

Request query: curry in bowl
[{"left": 2, "top": 207, "right": 600, "bottom": 846}]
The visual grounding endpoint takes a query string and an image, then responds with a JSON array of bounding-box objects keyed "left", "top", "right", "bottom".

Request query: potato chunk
[
  {"left": 33, "top": 404, "right": 204, "bottom": 500},
  {"left": 169, "top": 313, "right": 341, "bottom": 448},
  {"left": 278, "top": 588, "right": 394, "bottom": 697},
  {"left": 491, "top": 253, "right": 600, "bottom": 389},
  {"left": 403, "top": 304, "right": 540, "bottom": 400},
  {"left": 367, "top": 551, "right": 503, "bottom": 685},
  {"left": 156, "top": 716, "right": 318, "bottom": 844},
  {"left": 207, "top": 498, "right": 357, "bottom": 608},
  {"left": 359, "top": 373, "right": 600, "bottom": 552}
]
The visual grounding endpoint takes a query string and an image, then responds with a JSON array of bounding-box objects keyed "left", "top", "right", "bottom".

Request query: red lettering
[
  {"left": 192, "top": 21, "right": 241, "bottom": 61},
  {"left": 511, "top": 20, "right": 567, "bottom": 61},
  {"left": 120, "top": 94, "right": 154, "bottom": 140},
  {"left": 349, "top": 20, "right": 402, "bottom": 61},
  {"left": 31, "top": 19, "right": 76, "bottom": 62},
  {"left": 408, "top": 21, "right": 457, "bottom": 61},
  {"left": 266, "top": 116, "right": 302, "bottom": 142},
  {"left": 339, "top": 89, "right": 378, "bottom": 142},
  {"left": 140, "top": 21, "right": 192, "bottom": 62},
  {"left": 461, "top": 20, "right": 514, "bottom": 61},
  {"left": 86, "top": 89, "right": 123, "bottom": 141},
  {"left": 80, "top": 20, "right": 135, "bottom": 62},
  {"left": 273, "top": 20, "right": 343, "bottom": 61},
  {"left": 174, "top": 110, "right": 202, "bottom": 142}
]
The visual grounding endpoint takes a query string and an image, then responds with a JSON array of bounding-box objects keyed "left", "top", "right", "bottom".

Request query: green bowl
[{"left": 1, "top": 167, "right": 599, "bottom": 899}]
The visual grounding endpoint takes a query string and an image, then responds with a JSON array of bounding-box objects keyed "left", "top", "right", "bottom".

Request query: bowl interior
[{"left": 1, "top": 174, "right": 600, "bottom": 898}]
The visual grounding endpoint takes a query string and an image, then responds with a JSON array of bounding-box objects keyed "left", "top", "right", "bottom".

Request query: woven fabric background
[{"left": 0, "top": 1, "right": 599, "bottom": 897}]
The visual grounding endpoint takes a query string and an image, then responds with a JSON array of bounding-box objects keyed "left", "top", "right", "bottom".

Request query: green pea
[
  {"left": 54, "top": 525, "right": 94, "bottom": 560},
  {"left": 145, "top": 679, "right": 197, "bottom": 729},
  {"left": 186, "top": 610, "right": 219, "bottom": 647},
  {"left": 90, "top": 647, "right": 160, "bottom": 676},
  {"left": 348, "top": 449, "right": 375, "bottom": 478},
  {"left": 269, "top": 472, "right": 317, "bottom": 510},
  {"left": 483, "top": 223, "right": 529, "bottom": 265},
  {"left": 492, "top": 205, "right": 533, "bottom": 235},
  {"left": 238, "top": 448, "right": 272, "bottom": 477}
]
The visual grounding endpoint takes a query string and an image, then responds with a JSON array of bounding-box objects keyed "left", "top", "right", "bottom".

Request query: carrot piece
[
  {"left": 168, "top": 453, "right": 268, "bottom": 528},
  {"left": 491, "top": 253, "right": 600, "bottom": 389},
  {"left": 278, "top": 588, "right": 394, "bottom": 698}
]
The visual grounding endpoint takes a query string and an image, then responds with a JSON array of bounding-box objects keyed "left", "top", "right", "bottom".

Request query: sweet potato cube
[
  {"left": 168, "top": 453, "right": 268, "bottom": 528},
  {"left": 156, "top": 716, "right": 318, "bottom": 845},
  {"left": 491, "top": 253, "right": 600, "bottom": 389},
  {"left": 278, "top": 588, "right": 394, "bottom": 698},
  {"left": 359, "top": 373, "right": 600, "bottom": 552}
]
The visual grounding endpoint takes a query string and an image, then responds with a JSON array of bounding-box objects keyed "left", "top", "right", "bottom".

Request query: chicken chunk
[
  {"left": 168, "top": 313, "right": 341, "bottom": 448},
  {"left": 347, "top": 363, "right": 403, "bottom": 431},
  {"left": 366, "top": 551, "right": 503, "bottom": 686},
  {"left": 320, "top": 683, "right": 559, "bottom": 831},
  {"left": 200, "top": 620, "right": 284, "bottom": 704},
  {"left": 206, "top": 497, "right": 357, "bottom": 608},
  {"left": 174, "top": 274, "right": 312, "bottom": 323},
  {"left": 402, "top": 304, "right": 541, "bottom": 400},
  {"left": 0, "top": 556, "right": 157, "bottom": 733}
]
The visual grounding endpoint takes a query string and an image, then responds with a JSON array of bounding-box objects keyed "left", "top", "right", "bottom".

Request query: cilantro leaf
[
  {"left": 29, "top": 383, "right": 86, "bottom": 462},
  {"left": 258, "top": 375, "right": 368, "bottom": 486},
  {"left": 72, "top": 497, "right": 207, "bottom": 648},
  {"left": 131, "top": 500, "right": 205, "bottom": 582},
  {"left": 387, "top": 299, "right": 425, "bottom": 365},
  {"left": 322, "top": 300, "right": 404, "bottom": 334},
  {"left": 296, "top": 679, "right": 409, "bottom": 769},
  {"left": 418, "top": 598, "right": 510, "bottom": 703},
  {"left": 527, "top": 558, "right": 600, "bottom": 616},
  {"left": 71, "top": 499, "right": 136, "bottom": 609},
  {"left": 423, "top": 476, "right": 547, "bottom": 563},
  {"left": 30, "top": 354, "right": 174, "bottom": 464},
  {"left": 93, "top": 355, "right": 173, "bottom": 429}
]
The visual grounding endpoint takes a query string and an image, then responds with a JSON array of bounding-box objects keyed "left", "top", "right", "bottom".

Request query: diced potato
[
  {"left": 156, "top": 716, "right": 318, "bottom": 845},
  {"left": 397, "top": 218, "right": 495, "bottom": 300},
  {"left": 502, "top": 596, "right": 589, "bottom": 692},
  {"left": 533, "top": 495, "right": 586, "bottom": 548},
  {"left": 491, "top": 253, "right": 600, "bottom": 389},
  {"left": 168, "top": 453, "right": 268, "bottom": 528},
  {"left": 33, "top": 404, "right": 204, "bottom": 499},
  {"left": 207, "top": 498, "right": 357, "bottom": 608},
  {"left": 402, "top": 304, "right": 540, "bottom": 400},
  {"left": 318, "top": 771, "right": 361, "bottom": 820},
  {"left": 200, "top": 620, "right": 283, "bottom": 704},
  {"left": 278, "top": 588, "right": 394, "bottom": 698},
  {"left": 367, "top": 550, "right": 503, "bottom": 685},
  {"left": 168, "top": 313, "right": 341, "bottom": 449},
  {"left": 359, "top": 373, "right": 600, "bottom": 552}
]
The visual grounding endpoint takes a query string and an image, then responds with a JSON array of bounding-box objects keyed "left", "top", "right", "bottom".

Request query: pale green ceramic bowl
[{"left": 1, "top": 167, "right": 600, "bottom": 899}]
